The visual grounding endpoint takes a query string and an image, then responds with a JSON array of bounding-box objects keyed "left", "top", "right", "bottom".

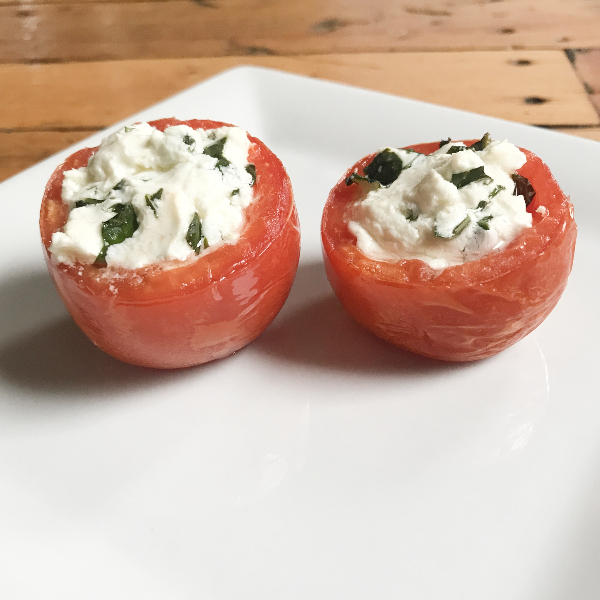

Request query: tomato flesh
[
  {"left": 40, "top": 118, "right": 300, "bottom": 368},
  {"left": 321, "top": 141, "right": 577, "bottom": 362}
]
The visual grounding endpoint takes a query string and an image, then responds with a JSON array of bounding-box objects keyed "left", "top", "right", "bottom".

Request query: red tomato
[
  {"left": 321, "top": 141, "right": 577, "bottom": 362},
  {"left": 40, "top": 118, "right": 300, "bottom": 368}
]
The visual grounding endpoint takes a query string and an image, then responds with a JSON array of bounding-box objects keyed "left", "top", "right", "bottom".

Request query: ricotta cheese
[
  {"left": 49, "top": 122, "right": 255, "bottom": 269},
  {"left": 347, "top": 137, "right": 532, "bottom": 270}
]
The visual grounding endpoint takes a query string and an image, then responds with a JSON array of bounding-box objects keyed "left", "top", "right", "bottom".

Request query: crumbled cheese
[
  {"left": 347, "top": 139, "right": 532, "bottom": 270},
  {"left": 50, "top": 122, "right": 255, "bottom": 269}
]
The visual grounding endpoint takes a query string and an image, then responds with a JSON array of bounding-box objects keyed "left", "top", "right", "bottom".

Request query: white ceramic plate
[{"left": 1, "top": 67, "right": 599, "bottom": 599}]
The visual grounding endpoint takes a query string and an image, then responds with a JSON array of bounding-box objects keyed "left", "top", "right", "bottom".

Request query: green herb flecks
[
  {"left": 439, "top": 138, "right": 452, "bottom": 149},
  {"left": 345, "top": 172, "right": 370, "bottom": 186},
  {"left": 203, "top": 137, "right": 230, "bottom": 170},
  {"left": 246, "top": 163, "right": 256, "bottom": 186},
  {"left": 183, "top": 134, "right": 196, "bottom": 152},
  {"left": 231, "top": 188, "right": 240, "bottom": 197},
  {"left": 112, "top": 178, "right": 126, "bottom": 191},
  {"left": 451, "top": 166, "right": 491, "bottom": 189},
  {"left": 124, "top": 126, "right": 133, "bottom": 133},
  {"left": 512, "top": 173, "right": 536, "bottom": 206},
  {"left": 477, "top": 215, "right": 494, "bottom": 230},
  {"left": 477, "top": 200, "right": 488, "bottom": 210},
  {"left": 488, "top": 184, "right": 505, "bottom": 199},
  {"left": 186, "top": 212, "right": 206, "bottom": 254},
  {"left": 75, "top": 197, "right": 105, "bottom": 208},
  {"left": 96, "top": 203, "right": 139, "bottom": 264},
  {"left": 434, "top": 215, "right": 471, "bottom": 239},
  {"left": 145, "top": 188, "right": 163, "bottom": 216},
  {"left": 468, "top": 132, "right": 492, "bottom": 152}
]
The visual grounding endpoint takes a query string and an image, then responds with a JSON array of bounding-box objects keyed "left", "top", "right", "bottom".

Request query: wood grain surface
[{"left": 1, "top": 0, "right": 600, "bottom": 182}]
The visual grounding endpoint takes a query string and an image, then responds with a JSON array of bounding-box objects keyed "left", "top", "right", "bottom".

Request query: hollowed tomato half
[
  {"left": 40, "top": 118, "right": 300, "bottom": 369},
  {"left": 321, "top": 141, "right": 576, "bottom": 362}
]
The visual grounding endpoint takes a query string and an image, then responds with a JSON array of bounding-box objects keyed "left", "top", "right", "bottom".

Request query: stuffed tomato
[
  {"left": 321, "top": 136, "right": 576, "bottom": 362},
  {"left": 40, "top": 118, "right": 300, "bottom": 369}
]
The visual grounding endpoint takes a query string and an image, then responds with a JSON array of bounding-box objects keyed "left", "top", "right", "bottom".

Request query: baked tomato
[
  {"left": 40, "top": 118, "right": 300, "bottom": 369},
  {"left": 321, "top": 141, "right": 576, "bottom": 362}
]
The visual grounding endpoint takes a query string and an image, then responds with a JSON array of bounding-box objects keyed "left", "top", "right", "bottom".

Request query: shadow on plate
[
  {"left": 256, "top": 260, "right": 460, "bottom": 376},
  {"left": 0, "top": 271, "right": 202, "bottom": 397}
]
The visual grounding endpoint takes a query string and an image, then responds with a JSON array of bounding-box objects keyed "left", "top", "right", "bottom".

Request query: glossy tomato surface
[
  {"left": 321, "top": 141, "right": 577, "bottom": 362},
  {"left": 40, "top": 118, "right": 300, "bottom": 368}
]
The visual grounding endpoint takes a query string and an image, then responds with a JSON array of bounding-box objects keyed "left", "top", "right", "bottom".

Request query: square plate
[{"left": 1, "top": 66, "right": 599, "bottom": 599}]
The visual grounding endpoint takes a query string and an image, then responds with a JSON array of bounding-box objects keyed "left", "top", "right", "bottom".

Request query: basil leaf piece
[
  {"left": 434, "top": 215, "right": 471, "bottom": 239},
  {"left": 439, "top": 138, "right": 451, "bottom": 149},
  {"left": 512, "top": 173, "right": 536, "bottom": 206},
  {"left": 96, "top": 203, "right": 139, "bottom": 264},
  {"left": 363, "top": 149, "right": 403, "bottom": 187},
  {"left": 468, "top": 132, "right": 492, "bottom": 151},
  {"left": 246, "top": 164, "right": 256, "bottom": 186},
  {"left": 186, "top": 212, "right": 203, "bottom": 254},
  {"left": 477, "top": 200, "right": 488, "bottom": 210},
  {"left": 451, "top": 166, "right": 491, "bottom": 189},
  {"left": 203, "top": 137, "right": 230, "bottom": 169},
  {"left": 75, "top": 197, "right": 104, "bottom": 208},
  {"left": 145, "top": 188, "right": 163, "bottom": 216},
  {"left": 447, "top": 145, "right": 467, "bottom": 154},
  {"left": 477, "top": 215, "right": 493, "bottom": 230},
  {"left": 113, "top": 178, "right": 126, "bottom": 191},
  {"left": 182, "top": 134, "right": 196, "bottom": 151}
]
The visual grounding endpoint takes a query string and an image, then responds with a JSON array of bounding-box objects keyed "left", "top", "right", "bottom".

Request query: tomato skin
[
  {"left": 40, "top": 118, "right": 300, "bottom": 368},
  {"left": 321, "top": 141, "right": 577, "bottom": 362}
]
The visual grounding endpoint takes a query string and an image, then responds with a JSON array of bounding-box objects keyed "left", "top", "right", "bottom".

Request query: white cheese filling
[
  {"left": 347, "top": 138, "right": 532, "bottom": 271},
  {"left": 50, "top": 122, "right": 255, "bottom": 269}
]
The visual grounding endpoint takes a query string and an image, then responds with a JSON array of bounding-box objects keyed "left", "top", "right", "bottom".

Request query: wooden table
[{"left": 2, "top": 0, "right": 600, "bottom": 183}]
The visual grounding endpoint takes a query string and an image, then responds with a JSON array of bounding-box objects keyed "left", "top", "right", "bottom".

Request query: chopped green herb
[
  {"left": 124, "top": 126, "right": 133, "bottom": 133},
  {"left": 203, "top": 137, "right": 230, "bottom": 169},
  {"left": 245, "top": 163, "right": 256, "bottom": 186},
  {"left": 468, "top": 132, "right": 492, "bottom": 151},
  {"left": 96, "top": 203, "right": 139, "bottom": 264},
  {"left": 112, "top": 178, "right": 126, "bottom": 191},
  {"left": 477, "top": 215, "right": 493, "bottom": 230},
  {"left": 231, "top": 188, "right": 240, "bottom": 197},
  {"left": 512, "top": 173, "right": 536, "bottom": 206},
  {"left": 434, "top": 215, "right": 471, "bottom": 239},
  {"left": 75, "top": 197, "right": 104, "bottom": 208},
  {"left": 182, "top": 134, "right": 196, "bottom": 152},
  {"left": 488, "top": 184, "right": 505, "bottom": 198},
  {"left": 439, "top": 138, "right": 452, "bottom": 149},
  {"left": 145, "top": 188, "right": 163, "bottom": 216},
  {"left": 477, "top": 200, "right": 488, "bottom": 210},
  {"left": 447, "top": 145, "right": 467, "bottom": 154},
  {"left": 451, "top": 166, "right": 491, "bottom": 189},
  {"left": 363, "top": 149, "right": 403, "bottom": 187},
  {"left": 186, "top": 212, "right": 203, "bottom": 254}
]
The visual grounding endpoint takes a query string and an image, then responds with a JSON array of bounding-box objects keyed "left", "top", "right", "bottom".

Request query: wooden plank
[
  {"left": 0, "top": 129, "right": 97, "bottom": 182},
  {"left": 1, "top": 51, "right": 597, "bottom": 131},
  {"left": 3, "top": 0, "right": 600, "bottom": 63},
  {"left": 554, "top": 127, "right": 600, "bottom": 142},
  {"left": 567, "top": 48, "right": 600, "bottom": 120}
]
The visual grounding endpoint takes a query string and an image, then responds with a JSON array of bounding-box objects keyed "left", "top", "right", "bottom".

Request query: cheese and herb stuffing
[
  {"left": 345, "top": 133, "right": 537, "bottom": 271},
  {"left": 49, "top": 122, "right": 257, "bottom": 269}
]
